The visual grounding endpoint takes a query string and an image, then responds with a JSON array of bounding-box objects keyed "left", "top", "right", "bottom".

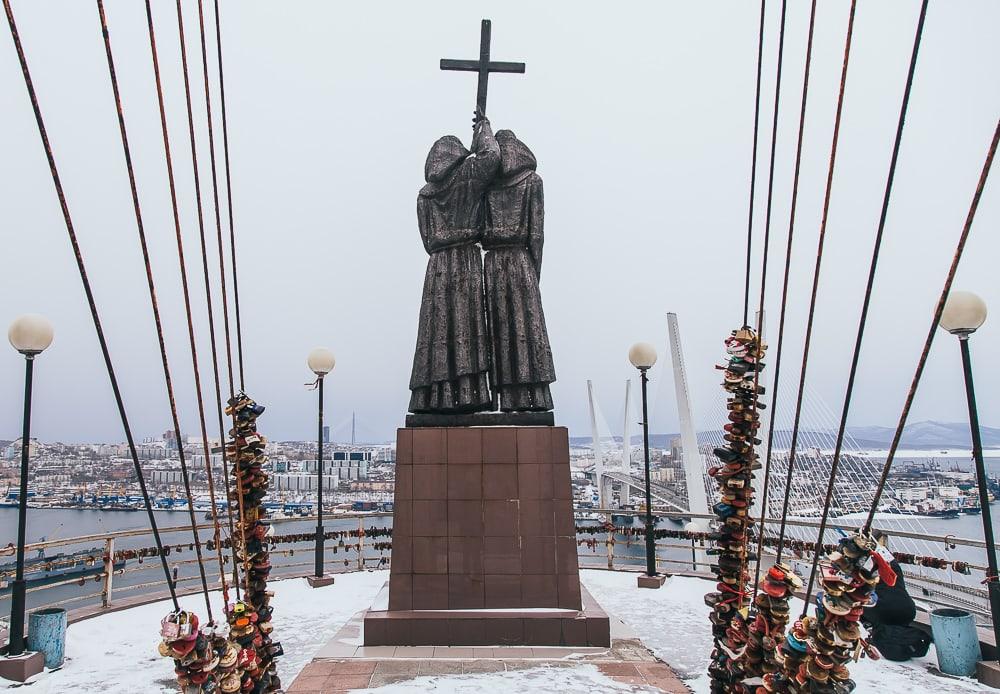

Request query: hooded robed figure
[
  {"left": 483, "top": 130, "right": 555, "bottom": 411},
  {"left": 409, "top": 119, "right": 499, "bottom": 413}
]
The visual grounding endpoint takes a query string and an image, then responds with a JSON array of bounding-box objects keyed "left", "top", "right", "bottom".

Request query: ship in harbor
[{"left": 0, "top": 545, "right": 125, "bottom": 592}]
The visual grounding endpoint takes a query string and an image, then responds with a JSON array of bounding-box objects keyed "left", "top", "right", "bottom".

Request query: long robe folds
[
  {"left": 408, "top": 121, "right": 500, "bottom": 413},
  {"left": 483, "top": 131, "right": 555, "bottom": 412}
]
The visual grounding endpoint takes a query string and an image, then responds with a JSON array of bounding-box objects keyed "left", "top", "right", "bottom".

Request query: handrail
[
  {"left": 14, "top": 511, "right": 389, "bottom": 552},
  {"left": 11, "top": 506, "right": 988, "bottom": 553},
  {"left": 2, "top": 506, "right": 992, "bottom": 626}
]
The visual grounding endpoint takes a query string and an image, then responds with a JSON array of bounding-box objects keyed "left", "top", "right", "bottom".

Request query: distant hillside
[
  {"left": 845, "top": 420, "right": 1000, "bottom": 449},
  {"left": 569, "top": 421, "right": 1000, "bottom": 450}
]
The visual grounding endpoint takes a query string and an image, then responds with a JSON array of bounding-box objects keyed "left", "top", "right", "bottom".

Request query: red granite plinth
[
  {"left": 0, "top": 651, "right": 44, "bottom": 682},
  {"left": 637, "top": 574, "right": 668, "bottom": 589},
  {"left": 307, "top": 575, "right": 336, "bottom": 588},
  {"left": 365, "top": 426, "right": 609, "bottom": 647}
]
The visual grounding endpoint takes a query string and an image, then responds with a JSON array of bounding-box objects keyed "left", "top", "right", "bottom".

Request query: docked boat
[{"left": 0, "top": 546, "right": 126, "bottom": 591}]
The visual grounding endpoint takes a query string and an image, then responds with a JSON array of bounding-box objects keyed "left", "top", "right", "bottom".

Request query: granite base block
[
  {"left": 363, "top": 582, "right": 610, "bottom": 648},
  {"left": 0, "top": 651, "right": 45, "bottom": 683},
  {"left": 637, "top": 574, "right": 668, "bottom": 589},
  {"left": 306, "top": 575, "right": 336, "bottom": 588}
]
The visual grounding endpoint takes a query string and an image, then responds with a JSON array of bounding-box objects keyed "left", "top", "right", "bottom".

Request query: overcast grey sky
[{"left": 1, "top": 1, "right": 998, "bottom": 445}]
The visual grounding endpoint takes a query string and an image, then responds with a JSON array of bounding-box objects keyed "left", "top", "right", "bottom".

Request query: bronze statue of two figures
[
  {"left": 407, "top": 19, "right": 554, "bottom": 421},
  {"left": 408, "top": 118, "right": 555, "bottom": 419}
]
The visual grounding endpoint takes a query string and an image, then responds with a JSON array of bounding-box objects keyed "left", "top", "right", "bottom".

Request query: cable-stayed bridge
[{"left": 584, "top": 312, "right": 989, "bottom": 611}]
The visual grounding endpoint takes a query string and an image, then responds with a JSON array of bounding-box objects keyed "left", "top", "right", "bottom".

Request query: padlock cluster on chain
[
  {"left": 224, "top": 393, "right": 283, "bottom": 693},
  {"left": 704, "top": 326, "right": 767, "bottom": 693},
  {"left": 157, "top": 610, "right": 232, "bottom": 693},
  {"left": 766, "top": 533, "right": 890, "bottom": 693},
  {"left": 744, "top": 562, "right": 801, "bottom": 688}
]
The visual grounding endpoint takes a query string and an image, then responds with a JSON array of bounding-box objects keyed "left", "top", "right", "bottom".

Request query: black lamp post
[
  {"left": 940, "top": 290, "right": 1000, "bottom": 661},
  {"left": 629, "top": 342, "right": 659, "bottom": 580},
  {"left": 7, "top": 315, "right": 53, "bottom": 656},
  {"left": 307, "top": 348, "right": 335, "bottom": 584}
]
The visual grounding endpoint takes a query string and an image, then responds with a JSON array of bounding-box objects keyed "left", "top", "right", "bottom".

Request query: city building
[
  {"left": 272, "top": 473, "right": 339, "bottom": 492},
  {"left": 302, "top": 450, "right": 371, "bottom": 480}
]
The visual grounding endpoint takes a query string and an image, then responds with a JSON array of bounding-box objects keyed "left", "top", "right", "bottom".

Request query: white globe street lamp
[
  {"left": 938, "top": 291, "right": 1000, "bottom": 653},
  {"left": 7, "top": 314, "right": 53, "bottom": 655},
  {"left": 628, "top": 342, "right": 658, "bottom": 370},
  {"left": 8, "top": 314, "right": 54, "bottom": 356},
  {"left": 306, "top": 348, "right": 335, "bottom": 586},
  {"left": 629, "top": 342, "right": 661, "bottom": 584},
  {"left": 939, "top": 290, "right": 987, "bottom": 336},
  {"left": 307, "top": 347, "right": 336, "bottom": 376}
]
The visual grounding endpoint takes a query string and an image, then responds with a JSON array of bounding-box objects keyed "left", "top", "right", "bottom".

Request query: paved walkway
[
  {"left": 288, "top": 655, "right": 690, "bottom": 692},
  {"left": 286, "top": 589, "right": 692, "bottom": 693},
  {"left": 287, "top": 632, "right": 691, "bottom": 693}
]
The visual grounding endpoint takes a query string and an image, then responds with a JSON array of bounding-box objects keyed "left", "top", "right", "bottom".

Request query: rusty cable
[
  {"left": 97, "top": 0, "right": 227, "bottom": 612},
  {"left": 752, "top": 0, "right": 817, "bottom": 599},
  {"left": 196, "top": 0, "right": 235, "bottom": 400},
  {"left": 2, "top": 0, "right": 179, "bottom": 610},
  {"left": 863, "top": 119, "right": 1000, "bottom": 532},
  {"left": 193, "top": 0, "right": 244, "bottom": 599},
  {"left": 143, "top": 0, "right": 228, "bottom": 619},
  {"left": 775, "top": 0, "right": 858, "bottom": 561},
  {"left": 742, "top": 0, "right": 788, "bottom": 609},
  {"left": 173, "top": 0, "right": 253, "bottom": 596},
  {"left": 742, "top": 0, "right": 767, "bottom": 328},
  {"left": 802, "top": 0, "right": 930, "bottom": 614},
  {"left": 213, "top": 0, "right": 245, "bottom": 391}
]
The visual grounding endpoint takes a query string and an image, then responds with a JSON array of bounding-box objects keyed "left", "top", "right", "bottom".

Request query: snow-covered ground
[
  {"left": 7, "top": 569, "right": 990, "bottom": 693},
  {"left": 581, "top": 570, "right": 990, "bottom": 693},
  {"left": 14, "top": 570, "right": 387, "bottom": 694}
]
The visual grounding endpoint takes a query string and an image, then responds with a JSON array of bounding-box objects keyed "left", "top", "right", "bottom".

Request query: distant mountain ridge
[{"left": 569, "top": 420, "right": 1000, "bottom": 450}]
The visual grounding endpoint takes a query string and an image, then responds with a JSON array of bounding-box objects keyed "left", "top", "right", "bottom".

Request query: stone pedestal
[
  {"left": 306, "top": 575, "right": 336, "bottom": 588},
  {"left": 637, "top": 574, "right": 667, "bottom": 589},
  {"left": 364, "top": 426, "right": 609, "bottom": 647},
  {"left": 0, "top": 651, "right": 45, "bottom": 682}
]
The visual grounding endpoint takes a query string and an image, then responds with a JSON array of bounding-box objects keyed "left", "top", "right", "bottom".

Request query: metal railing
[{"left": 0, "top": 506, "right": 992, "bottom": 626}]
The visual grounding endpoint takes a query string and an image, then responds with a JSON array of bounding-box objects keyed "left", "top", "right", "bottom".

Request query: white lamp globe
[
  {"left": 8, "top": 314, "right": 54, "bottom": 355},
  {"left": 628, "top": 342, "right": 658, "bottom": 369},
  {"left": 940, "top": 291, "right": 987, "bottom": 335},
  {"left": 307, "top": 347, "right": 336, "bottom": 376},
  {"left": 684, "top": 521, "right": 701, "bottom": 534}
]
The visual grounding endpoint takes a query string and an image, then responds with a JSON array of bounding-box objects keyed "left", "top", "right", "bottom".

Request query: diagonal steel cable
[
  {"left": 753, "top": 0, "right": 818, "bottom": 598},
  {"left": 863, "top": 119, "right": 1000, "bottom": 531},
  {"left": 213, "top": 0, "right": 245, "bottom": 391},
  {"left": 775, "top": 0, "right": 858, "bottom": 562},
  {"left": 3, "top": 0, "right": 180, "bottom": 610},
  {"left": 97, "top": 0, "right": 228, "bottom": 612},
  {"left": 802, "top": 0, "right": 931, "bottom": 612},
  {"left": 742, "top": 0, "right": 768, "bottom": 328}
]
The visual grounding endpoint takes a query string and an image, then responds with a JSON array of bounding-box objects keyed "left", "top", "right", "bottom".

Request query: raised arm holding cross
[{"left": 440, "top": 19, "right": 525, "bottom": 120}]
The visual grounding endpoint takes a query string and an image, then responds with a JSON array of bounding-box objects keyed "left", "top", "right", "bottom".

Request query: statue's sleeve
[
  {"left": 528, "top": 177, "right": 544, "bottom": 279},
  {"left": 416, "top": 197, "right": 433, "bottom": 254},
  {"left": 467, "top": 120, "right": 500, "bottom": 189}
]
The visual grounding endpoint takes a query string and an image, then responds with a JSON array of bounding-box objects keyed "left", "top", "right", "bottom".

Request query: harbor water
[{"left": 1, "top": 505, "right": 997, "bottom": 616}]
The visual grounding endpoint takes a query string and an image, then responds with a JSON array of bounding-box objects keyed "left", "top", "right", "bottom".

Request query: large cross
[{"left": 440, "top": 19, "right": 525, "bottom": 118}]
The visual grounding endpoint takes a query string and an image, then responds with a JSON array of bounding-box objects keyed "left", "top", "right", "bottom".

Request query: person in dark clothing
[{"left": 863, "top": 530, "right": 930, "bottom": 661}]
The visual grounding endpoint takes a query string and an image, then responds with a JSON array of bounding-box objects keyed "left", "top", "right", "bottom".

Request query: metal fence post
[
  {"left": 605, "top": 512, "right": 614, "bottom": 570},
  {"left": 102, "top": 536, "right": 115, "bottom": 608},
  {"left": 357, "top": 517, "right": 365, "bottom": 571}
]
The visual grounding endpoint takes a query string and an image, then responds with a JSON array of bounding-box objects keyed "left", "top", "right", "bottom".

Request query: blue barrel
[
  {"left": 27, "top": 608, "right": 67, "bottom": 669},
  {"left": 929, "top": 607, "right": 981, "bottom": 677}
]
